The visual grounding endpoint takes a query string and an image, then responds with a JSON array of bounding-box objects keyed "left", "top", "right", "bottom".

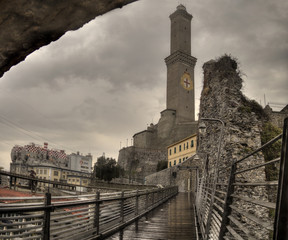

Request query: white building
[{"left": 68, "top": 152, "right": 92, "bottom": 173}]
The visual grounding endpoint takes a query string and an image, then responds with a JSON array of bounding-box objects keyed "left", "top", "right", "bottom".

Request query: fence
[
  {"left": 195, "top": 117, "right": 288, "bottom": 240},
  {"left": 0, "top": 186, "right": 178, "bottom": 240},
  {"left": 0, "top": 170, "right": 156, "bottom": 193}
]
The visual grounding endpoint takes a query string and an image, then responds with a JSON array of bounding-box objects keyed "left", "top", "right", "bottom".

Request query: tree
[
  {"left": 157, "top": 160, "right": 168, "bottom": 172},
  {"left": 93, "top": 156, "right": 124, "bottom": 182}
]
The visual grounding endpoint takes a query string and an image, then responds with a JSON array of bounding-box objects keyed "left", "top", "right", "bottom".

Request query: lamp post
[{"left": 199, "top": 118, "right": 225, "bottom": 239}]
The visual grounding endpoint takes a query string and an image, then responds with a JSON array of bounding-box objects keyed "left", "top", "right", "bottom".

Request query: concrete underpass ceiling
[{"left": 0, "top": 0, "right": 138, "bottom": 78}]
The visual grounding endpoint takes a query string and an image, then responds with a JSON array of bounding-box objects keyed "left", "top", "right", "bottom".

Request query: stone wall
[
  {"left": 145, "top": 156, "right": 200, "bottom": 192},
  {"left": 118, "top": 146, "right": 167, "bottom": 182},
  {"left": 133, "top": 127, "right": 156, "bottom": 148},
  {"left": 157, "top": 109, "right": 176, "bottom": 140},
  {"left": 198, "top": 55, "right": 269, "bottom": 239},
  {"left": 198, "top": 56, "right": 266, "bottom": 172},
  {"left": 264, "top": 104, "right": 288, "bottom": 128},
  {"left": 0, "top": 0, "right": 138, "bottom": 77},
  {"left": 133, "top": 109, "right": 198, "bottom": 150},
  {"left": 120, "top": 115, "right": 198, "bottom": 180}
]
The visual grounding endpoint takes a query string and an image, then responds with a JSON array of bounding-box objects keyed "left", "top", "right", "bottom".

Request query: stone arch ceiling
[{"left": 0, "top": 0, "right": 138, "bottom": 78}]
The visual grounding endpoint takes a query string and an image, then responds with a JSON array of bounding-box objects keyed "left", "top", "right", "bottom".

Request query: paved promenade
[{"left": 108, "top": 192, "right": 197, "bottom": 240}]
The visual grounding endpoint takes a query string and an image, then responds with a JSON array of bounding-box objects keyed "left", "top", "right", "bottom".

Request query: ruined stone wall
[
  {"left": 198, "top": 56, "right": 265, "bottom": 173},
  {"left": 198, "top": 55, "right": 269, "bottom": 239}
]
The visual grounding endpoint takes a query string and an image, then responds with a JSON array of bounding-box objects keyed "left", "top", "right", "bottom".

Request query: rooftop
[{"left": 177, "top": 4, "right": 186, "bottom": 11}]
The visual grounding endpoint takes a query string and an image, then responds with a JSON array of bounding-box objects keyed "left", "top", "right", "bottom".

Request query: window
[
  {"left": 83, "top": 180, "right": 87, "bottom": 184},
  {"left": 187, "top": 142, "right": 189, "bottom": 149},
  {"left": 184, "top": 144, "right": 186, "bottom": 150},
  {"left": 174, "top": 160, "right": 176, "bottom": 165},
  {"left": 40, "top": 169, "right": 43, "bottom": 174},
  {"left": 174, "top": 147, "right": 176, "bottom": 153},
  {"left": 191, "top": 140, "right": 194, "bottom": 148},
  {"left": 44, "top": 170, "right": 47, "bottom": 175},
  {"left": 169, "top": 149, "right": 172, "bottom": 155},
  {"left": 54, "top": 171, "right": 58, "bottom": 176},
  {"left": 36, "top": 169, "right": 39, "bottom": 174},
  {"left": 169, "top": 162, "right": 171, "bottom": 167},
  {"left": 179, "top": 159, "right": 181, "bottom": 164},
  {"left": 179, "top": 145, "right": 181, "bottom": 152}
]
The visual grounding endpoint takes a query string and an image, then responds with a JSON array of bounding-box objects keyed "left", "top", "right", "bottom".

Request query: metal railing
[
  {"left": 0, "top": 170, "right": 156, "bottom": 193},
  {"left": 195, "top": 117, "right": 288, "bottom": 240},
  {"left": 0, "top": 186, "right": 178, "bottom": 239}
]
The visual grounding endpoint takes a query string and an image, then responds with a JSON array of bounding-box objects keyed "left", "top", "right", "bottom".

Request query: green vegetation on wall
[
  {"left": 261, "top": 122, "right": 282, "bottom": 181},
  {"left": 156, "top": 160, "right": 168, "bottom": 172}
]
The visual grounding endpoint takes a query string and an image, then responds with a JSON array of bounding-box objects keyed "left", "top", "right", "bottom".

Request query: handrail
[
  {"left": 195, "top": 117, "right": 287, "bottom": 240},
  {"left": 0, "top": 186, "right": 178, "bottom": 239},
  {"left": 0, "top": 170, "right": 157, "bottom": 192}
]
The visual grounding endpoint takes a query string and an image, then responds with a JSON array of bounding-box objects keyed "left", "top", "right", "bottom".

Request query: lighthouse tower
[{"left": 165, "top": 4, "right": 197, "bottom": 123}]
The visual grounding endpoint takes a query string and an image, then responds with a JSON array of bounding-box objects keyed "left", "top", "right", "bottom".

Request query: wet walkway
[{"left": 108, "top": 193, "right": 197, "bottom": 240}]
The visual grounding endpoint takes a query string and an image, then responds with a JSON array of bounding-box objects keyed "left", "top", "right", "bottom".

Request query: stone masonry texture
[
  {"left": 198, "top": 55, "right": 269, "bottom": 239},
  {"left": 0, "top": 0, "right": 138, "bottom": 77}
]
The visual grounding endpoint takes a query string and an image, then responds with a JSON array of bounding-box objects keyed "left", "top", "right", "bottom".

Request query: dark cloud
[{"left": 0, "top": 0, "right": 287, "bottom": 170}]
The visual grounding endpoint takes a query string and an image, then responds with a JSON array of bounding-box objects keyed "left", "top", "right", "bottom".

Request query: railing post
[
  {"left": 9, "top": 176, "right": 13, "bottom": 189},
  {"left": 14, "top": 177, "right": 16, "bottom": 190},
  {"left": 94, "top": 191, "right": 100, "bottom": 235},
  {"left": 218, "top": 161, "right": 236, "bottom": 239},
  {"left": 120, "top": 191, "right": 124, "bottom": 223},
  {"left": 274, "top": 117, "right": 288, "bottom": 240},
  {"left": 145, "top": 190, "right": 148, "bottom": 211},
  {"left": 135, "top": 190, "right": 139, "bottom": 230},
  {"left": 43, "top": 192, "right": 51, "bottom": 240},
  {"left": 135, "top": 190, "right": 139, "bottom": 216},
  {"left": 204, "top": 172, "right": 215, "bottom": 239}
]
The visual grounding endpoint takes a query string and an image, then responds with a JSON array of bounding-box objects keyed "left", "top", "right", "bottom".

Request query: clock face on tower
[{"left": 180, "top": 73, "right": 193, "bottom": 90}]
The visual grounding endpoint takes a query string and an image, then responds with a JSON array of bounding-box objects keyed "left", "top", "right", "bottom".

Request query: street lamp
[
  {"left": 199, "top": 117, "right": 225, "bottom": 239},
  {"left": 198, "top": 122, "right": 207, "bottom": 134}
]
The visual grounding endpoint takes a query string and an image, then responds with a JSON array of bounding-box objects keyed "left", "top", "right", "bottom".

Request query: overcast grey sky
[{"left": 0, "top": 0, "right": 287, "bottom": 170}]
